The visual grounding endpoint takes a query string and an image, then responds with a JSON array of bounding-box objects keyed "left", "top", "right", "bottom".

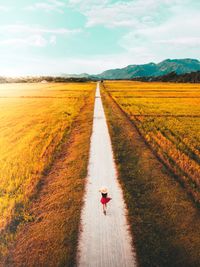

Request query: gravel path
[{"left": 77, "top": 83, "right": 137, "bottom": 267}]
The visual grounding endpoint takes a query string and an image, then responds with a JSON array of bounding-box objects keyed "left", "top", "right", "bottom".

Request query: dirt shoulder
[
  {"left": 2, "top": 91, "right": 95, "bottom": 267},
  {"left": 101, "top": 84, "right": 200, "bottom": 267}
]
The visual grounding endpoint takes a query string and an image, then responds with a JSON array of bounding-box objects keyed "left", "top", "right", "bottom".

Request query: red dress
[{"left": 101, "top": 197, "right": 111, "bottom": 204}]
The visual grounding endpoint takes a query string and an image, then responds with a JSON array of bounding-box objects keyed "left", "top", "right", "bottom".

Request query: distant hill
[
  {"left": 135, "top": 71, "right": 200, "bottom": 83},
  {"left": 95, "top": 58, "right": 200, "bottom": 80},
  {"left": 0, "top": 76, "right": 89, "bottom": 83},
  {"left": 59, "top": 73, "right": 90, "bottom": 79}
]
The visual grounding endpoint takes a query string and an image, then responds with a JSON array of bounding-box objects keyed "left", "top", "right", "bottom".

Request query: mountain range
[
  {"left": 61, "top": 58, "right": 200, "bottom": 80},
  {"left": 94, "top": 58, "right": 200, "bottom": 80}
]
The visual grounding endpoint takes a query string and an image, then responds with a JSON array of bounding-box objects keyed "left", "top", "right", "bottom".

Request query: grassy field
[
  {"left": 104, "top": 81, "right": 200, "bottom": 204},
  {"left": 101, "top": 81, "right": 200, "bottom": 267},
  {"left": 0, "top": 82, "right": 95, "bottom": 262}
]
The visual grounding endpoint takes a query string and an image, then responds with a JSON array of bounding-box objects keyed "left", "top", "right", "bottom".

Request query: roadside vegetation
[
  {"left": 0, "top": 82, "right": 95, "bottom": 265},
  {"left": 101, "top": 81, "right": 200, "bottom": 267}
]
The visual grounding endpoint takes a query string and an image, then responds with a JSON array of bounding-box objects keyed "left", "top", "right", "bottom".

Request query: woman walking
[{"left": 99, "top": 187, "right": 112, "bottom": 215}]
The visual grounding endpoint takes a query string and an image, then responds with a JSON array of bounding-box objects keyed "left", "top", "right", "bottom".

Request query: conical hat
[{"left": 99, "top": 187, "right": 108, "bottom": 193}]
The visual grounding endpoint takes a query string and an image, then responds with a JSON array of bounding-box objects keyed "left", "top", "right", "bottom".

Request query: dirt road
[{"left": 77, "top": 83, "right": 137, "bottom": 267}]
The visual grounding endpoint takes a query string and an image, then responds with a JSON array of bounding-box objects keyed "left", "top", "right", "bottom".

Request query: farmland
[
  {"left": 101, "top": 81, "right": 200, "bottom": 266},
  {"left": 0, "top": 82, "right": 95, "bottom": 263},
  {"left": 104, "top": 81, "right": 200, "bottom": 204}
]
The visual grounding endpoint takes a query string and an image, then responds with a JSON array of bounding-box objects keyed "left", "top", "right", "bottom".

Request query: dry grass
[
  {"left": 101, "top": 82, "right": 200, "bottom": 267},
  {"left": 0, "top": 82, "right": 95, "bottom": 261}
]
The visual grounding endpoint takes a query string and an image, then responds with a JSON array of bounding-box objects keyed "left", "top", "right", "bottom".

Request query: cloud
[
  {"left": 0, "top": 24, "right": 80, "bottom": 49},
  {"left": 25, "top": 0, "right": 66, "bottom": 13},
  {"left": 155, "top": 37, "right": 200, "bottom": 47},
  {"left": 68, "top": 0, "right": 108, "bottom": 6},
  {"left": 0, "top": 24, "right": 80, "bottom": 35},
  {"left": 0, "top": 5, "right": 10, "bottom": 11},
  {"left": 68, "top": 0, "right": 190, "bottom": 28},
  {"left": 49, "top": 35, "right": 57, "bottom": 45},
  {"left": 0, "top": 34, "right": 58, "bottom": 48},
  {"left": 119, "top": 7, "right": 200, "bottom": 61},
  {"left": 0, "top": 35, "right": 47, "bottom": 47}
]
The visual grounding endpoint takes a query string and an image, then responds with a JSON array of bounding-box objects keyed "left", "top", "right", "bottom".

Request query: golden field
[
  {"left": 101, "top": 81, "right": 200, "bottom": 266},
  {"left": 0, "top": 82, "right": 94, "bottom": 233},
  {"left": 104, "top": 81, "right": 200, "bottom": 203}
]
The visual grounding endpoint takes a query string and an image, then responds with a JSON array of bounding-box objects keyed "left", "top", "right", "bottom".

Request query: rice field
[
  {"left": 0, "top": 82, "right": 95, "bottom": 232},
  {"left": 103, "top": 81, "right": 200, "bottom": 204}
]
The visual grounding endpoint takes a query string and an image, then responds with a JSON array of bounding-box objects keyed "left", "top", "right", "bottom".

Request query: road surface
[{"left": 77, "top": 82, "right": 137, "bottom": 267}]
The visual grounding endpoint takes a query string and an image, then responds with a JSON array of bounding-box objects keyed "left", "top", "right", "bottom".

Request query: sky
[{"left": 0, "top": 0, "right": 199, "bottom": 76}]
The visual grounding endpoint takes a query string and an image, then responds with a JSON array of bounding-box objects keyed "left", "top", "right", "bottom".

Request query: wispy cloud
[
  {"left": 49, "top": 35, "right": 57, "bottom": 45},
  {"left": 68, "top": 0, "right": 190, "bottom": 28},
  {"left": 155, "top": 37, "right": 200, "bottom": 47},
  {"left": 25, "top": 0, "right": 66, "bottom": 13},
  {"left": 0, "top": 24, "right": 80, "bottom": 48},
  {"left": 0, "top": 5, "right": 10, "bottom": 12},
  {"left": 119, "top": 7, "right": 200, "bottom": 62},
  {"left": 0, "top": 35, "right": 48, "bottom": 47},
  {"left": 0, "top": 24, "right": 80, "bottom": 35}
]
